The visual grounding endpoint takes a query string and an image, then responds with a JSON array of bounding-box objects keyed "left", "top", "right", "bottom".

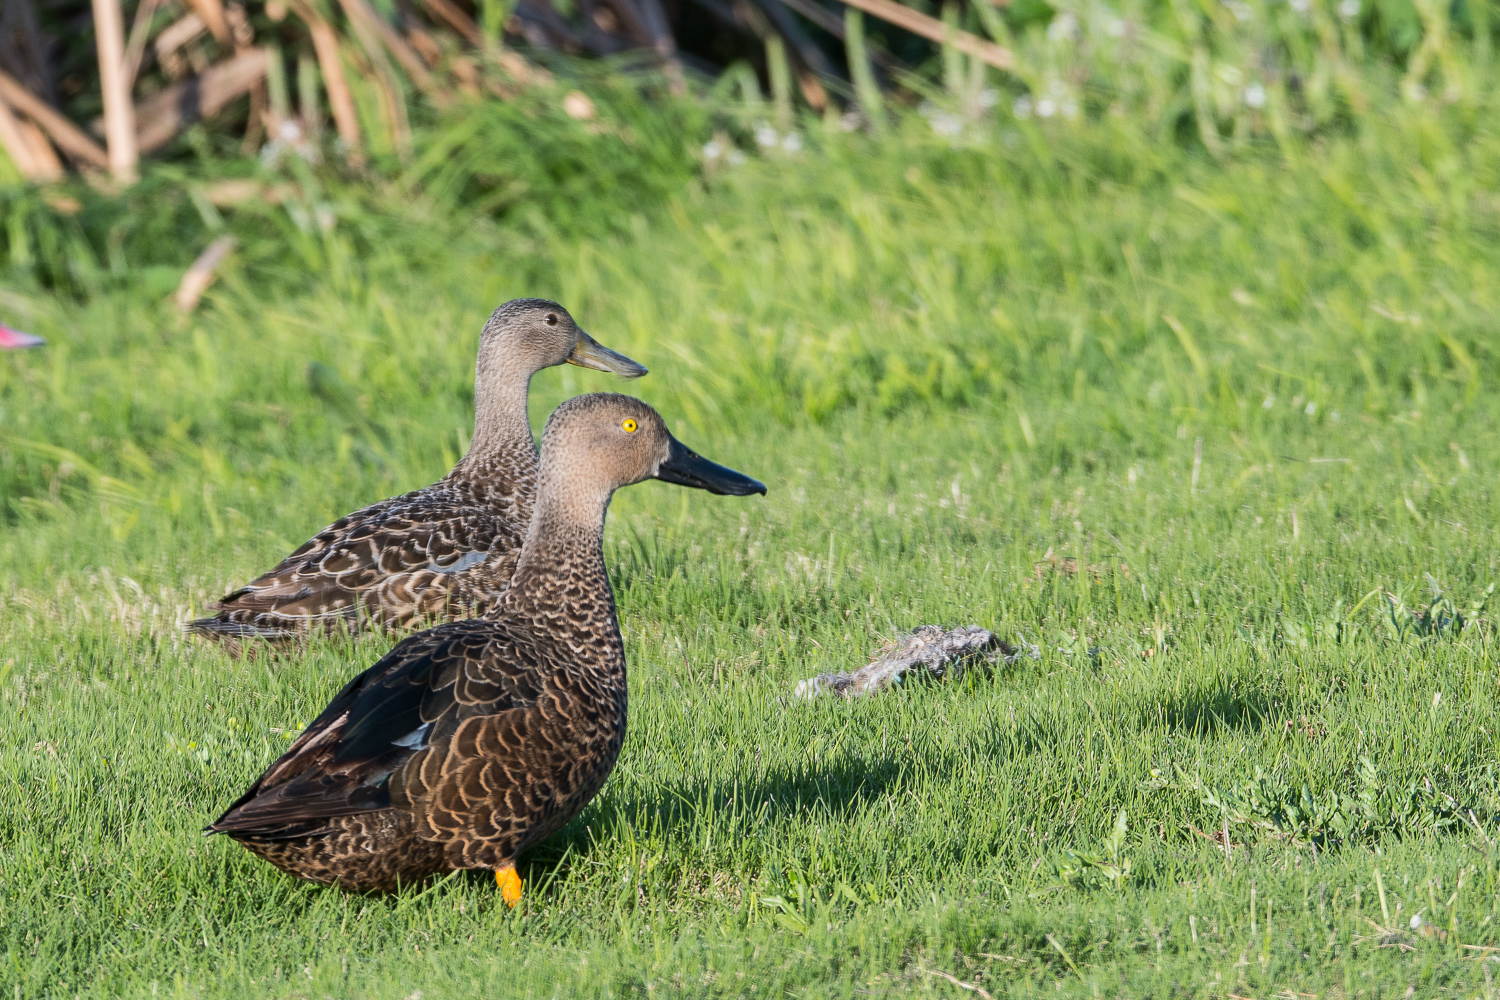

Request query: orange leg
[{"left": 495, "top": 865, "right": 523, "bottom": 907}]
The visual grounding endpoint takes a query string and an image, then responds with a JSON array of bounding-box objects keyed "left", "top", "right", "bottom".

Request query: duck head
[
  {"left": 477, "top": 298, "right": 646, "bottom": 381},
  {"left": 511, "top": 393, "right": 764, "bottom": 598},
  {"left": 537, "top": 393, "right": 766, "bottom": 509}
]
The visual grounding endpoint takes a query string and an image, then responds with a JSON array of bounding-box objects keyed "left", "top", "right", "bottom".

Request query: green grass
[{"left": 6, "top": 101, "right": 1500, "bottom": 998}]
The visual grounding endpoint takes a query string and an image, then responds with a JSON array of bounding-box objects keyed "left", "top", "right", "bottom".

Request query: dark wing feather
[
  {"left": 201, "top": 483, "right": 522, "bottom": 634},
  {"left": 208, "top": 620, "right": 540, "bottom": 838}
]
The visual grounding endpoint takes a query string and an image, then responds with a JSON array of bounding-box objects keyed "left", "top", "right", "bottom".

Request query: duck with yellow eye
[{"left": 207, "top": 394, "right": 766, "bottom": 898}]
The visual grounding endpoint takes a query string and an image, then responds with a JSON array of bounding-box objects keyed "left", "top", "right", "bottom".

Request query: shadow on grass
[{"left": 519, "top": 754, "right": 906, "bottom": 881}]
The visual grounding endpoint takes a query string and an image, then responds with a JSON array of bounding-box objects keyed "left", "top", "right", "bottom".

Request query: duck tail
[{"left": 185, "top": 614, "right": 301, "bottom": 645}]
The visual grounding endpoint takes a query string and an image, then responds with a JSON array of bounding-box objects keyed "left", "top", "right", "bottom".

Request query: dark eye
[{"left": 544, "top": 314, "right": 558, "bottom": 326}]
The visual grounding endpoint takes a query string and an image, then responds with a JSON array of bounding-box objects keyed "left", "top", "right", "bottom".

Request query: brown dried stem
[
  {"left": 127, "top": 48, "right": 269, "bottom": 153},
  {"left": 0, "top": 70, "right": 109, "bottom": 169},
  {"left": 92, "top": 0, "right": 139, "bottom": 181},
  {"left": 336, "top": 0, "right": 413, "bottom": 157},
  {"left": 836, "top": 0, "right": 1012, "bottom": 70},
  {"left": 338, "top": 0, "right": 446, "bottom": 102},
  {"left": 0, "top": 90, "right": 43, "bottom": 179},
  {"left": 289, "top": 0, "right": 366, "bottom": 165},
  {"left": 421, "top": 0, "right": 482, "bottom": 45},
  {"left": 123, "top": 0, "right": 166, "bottom": 89},
  {"left": 184, "top": 0, "right": 232, "bottom": 46}
]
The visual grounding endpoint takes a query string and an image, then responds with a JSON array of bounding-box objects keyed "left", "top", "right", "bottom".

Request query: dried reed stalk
[
  {"left": 0, "top": 69, "right": 109, "bottom": 168},
  {"left": 176, "top": 235, "right": 237, "bottom": 312},
  {"left": 422, "top": 0, "right": 482, "bottom": 45},
  {"left": 289, "top": 0, "right": 365, "bottom": 165},
  {"left": 338, "top": 0, "right": 446, "bottom": 103},
  {"left": 0, "top": 91, "right": 43, "bottom": 178},
  {"left": 92, "top": 0, "right": 139, "bottom": 181},
  {"left": 337, "top": 0, "right": 413, "bottom": 158},
  {"left": 154, "top": 12, "right": 208, "bottom": 70},
  {"left": 128, "top": 48, "right": 269, "bottom": 152},
  {"left": 18, "top": 119, "right": 62, "bottom": 179},
  {"left": 838, "top": 0, "right": 1012, "bottom": 70},
  {"left": 123, "top": 0, "right": 165, "bottom": 89},
  {"left": 184, "top": 0, "right": 231, "bottom": 46}
]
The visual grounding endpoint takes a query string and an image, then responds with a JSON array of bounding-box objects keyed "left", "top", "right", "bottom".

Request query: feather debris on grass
[{"left": 793, "top": 625, "right": 1038, "bottom": 699}]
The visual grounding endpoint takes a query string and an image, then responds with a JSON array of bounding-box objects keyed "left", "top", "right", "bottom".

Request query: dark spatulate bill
[{"left": 654, "top": 436, "right": 766, "bottom": 496}]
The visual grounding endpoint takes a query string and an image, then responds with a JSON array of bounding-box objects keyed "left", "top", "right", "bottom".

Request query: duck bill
[
  {"left": 656, "top": 436, "right": 766, "bottom": 496},
  {"left": 566, "top": 330, "right": 647, "bottom": 378}
]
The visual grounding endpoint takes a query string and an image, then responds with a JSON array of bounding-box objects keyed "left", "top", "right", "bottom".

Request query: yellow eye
[{"left": 622, "top": 418, "right": 638, "bottom": 433}]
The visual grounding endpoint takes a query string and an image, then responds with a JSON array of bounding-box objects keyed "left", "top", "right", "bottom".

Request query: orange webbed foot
[{"left": 495, "top": 866, "right": 522, "bottom": 908}]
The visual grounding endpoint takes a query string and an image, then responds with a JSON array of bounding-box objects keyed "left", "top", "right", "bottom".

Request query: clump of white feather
[{"left": 793, "top": 625, "right": 1039, "bottom": 699}]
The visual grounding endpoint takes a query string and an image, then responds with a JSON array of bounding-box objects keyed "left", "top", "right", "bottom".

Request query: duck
[
  {"left": 207, "top": 393, "right": 766, "bottom": 899},
  {"left": 188, "top": 299, "right": 646, "bottom": 650}
]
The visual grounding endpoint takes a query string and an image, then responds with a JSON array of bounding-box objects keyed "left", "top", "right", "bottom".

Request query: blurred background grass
[{"left": 2, "top": 88, "right": 1496, "bottom": 577}]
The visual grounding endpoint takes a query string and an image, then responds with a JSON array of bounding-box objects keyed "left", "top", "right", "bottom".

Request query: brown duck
[
  {"left": 207, "top": 393, "right": 765, "bottom": 901},
  {"left": 188, "top": 300, "right": 645, "bottom": 649}
]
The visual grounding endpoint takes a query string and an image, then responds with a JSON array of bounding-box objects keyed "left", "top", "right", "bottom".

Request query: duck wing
[
  {"left": 209, "top": 619, "right": 544, "bottom": 838},
  {"left": 193, "top": 484, "right": 523, "bottom": 638}
]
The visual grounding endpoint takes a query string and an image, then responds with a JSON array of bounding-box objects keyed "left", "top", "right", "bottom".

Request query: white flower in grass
[
  {"left": 1225, "top": 0, "right": 1252, "bottom": 21},
  {"left": 754, "top": 124, "right": 779, "bottom": 148},
  {"left": 929, "top": 111, "right": 963, "bottom": 137},
  {"left": 1047, "top": 11, "right": 1079, "bottom": 39},
  {"left": 563, "top": 91, "right": 597, "bottom": 120},
  {"left": 1244, "top": 83, "right": 1267, "bottom": 108},
  {"left": 1338, "top": 0, "right": 1361, "bottom": 16},
  {"left": 1014, "top": 95, "right": 1034, "bottom": 118},
  {"left": 1289, "top": 0, "right": 1310, "bottom": 13},
  {"left": 702, "top": 138, "right": 724, "bottom": 161},
  {"left": 781, "top": 131, "right": 803, "bottom": 153},
  {"left": 1037, "top": 98, "right": 1058, "bottom": 118},
  {"left": 979, "top": 88, "right": 999, "bottom": 108},
  {"left": 727, "top": 149, "right": 747, "bottom": 166}
]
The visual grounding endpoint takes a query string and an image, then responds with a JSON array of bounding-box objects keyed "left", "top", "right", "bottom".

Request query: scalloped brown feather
[
  {"left": 188, "top": 451, "right": 533, "bottom": 648},
  {"left": 208, "top": 511, "right": 626, "bottom": 891},
  {"left": 187, "top": 299, "right": 635, "bottom": 651}
]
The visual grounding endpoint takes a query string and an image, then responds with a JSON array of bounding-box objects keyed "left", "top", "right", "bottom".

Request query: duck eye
[
  {"left": 544, "top": 314, "right": 558, "bottom": 326},
  {"left": 621, "top": 419, "right": 638, "bottom": 433}
]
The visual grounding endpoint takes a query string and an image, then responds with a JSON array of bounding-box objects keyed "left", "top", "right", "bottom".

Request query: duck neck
[
  {"left": 454, "top": 355, "right": 538, "bottom": 481},
  {"left": 501, "top": 477, "right": 619, "bottom": 655}
]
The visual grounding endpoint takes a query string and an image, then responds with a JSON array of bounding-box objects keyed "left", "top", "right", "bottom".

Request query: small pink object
[{"left": 0, "top": 323, "right": 43, "bottom": 348}]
